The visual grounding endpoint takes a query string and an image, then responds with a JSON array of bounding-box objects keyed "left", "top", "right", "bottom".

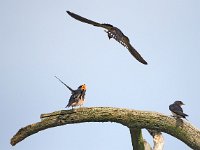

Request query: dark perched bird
[
  {"left": 55, "top": 76, "right": 86, "bottom": 109},
  {"left": 66, "top": 11, "right": 148, "bottom": 65},
  {"left": 169, "top": 101, "right": 188, "bottom": 119}
]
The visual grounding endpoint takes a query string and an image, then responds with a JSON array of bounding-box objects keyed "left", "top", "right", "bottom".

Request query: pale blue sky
[{"left": 1, "top": 0, "right": 200, "bottom": 150}]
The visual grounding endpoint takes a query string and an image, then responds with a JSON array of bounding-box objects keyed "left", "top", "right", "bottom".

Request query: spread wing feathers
[
  {"left": 169, "top": 104, "right": 188, "bottom": 118},
  {"left": 107, "top": 30, "right": 148, "bottom": 65},
  {"left": 54, "top": 76, "right": 74, "bottom": 93},
  {"left": 66, "top": 11, "right": 112, "bottom": 30},
  {"left": 127, "top": 44, "right": 148, "bottom": 65},
  {"left": 67, "top": 11, "right": 148, "bottom": 65}
]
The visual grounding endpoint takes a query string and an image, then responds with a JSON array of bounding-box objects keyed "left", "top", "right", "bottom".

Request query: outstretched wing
[
  {"left": 54, "top": 76, "right": 74, "bottom": 92},
  {"left": 106, "top": 28, "right": 148, "bottom": 65},
  {"left": 66, "top": 11, "right": 112, "bottom": 30},
  {"left": 126, "top": 43, "right": 148, "bottom": 65},
  {"left": 67, "top": 11, "right": 148, "bottom": 65},
  {"left": 169, "top": 104, "right": 188, "bottom": 118}
]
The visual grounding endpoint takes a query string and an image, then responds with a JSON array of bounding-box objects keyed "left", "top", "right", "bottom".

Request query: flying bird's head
[{"left": 174, "top": 101, "right": 185, "bottom": 106}]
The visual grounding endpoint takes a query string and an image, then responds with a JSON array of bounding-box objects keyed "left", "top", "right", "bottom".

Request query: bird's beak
[{"left": 81, "top": 84, "right": 87, "bottom": 91}]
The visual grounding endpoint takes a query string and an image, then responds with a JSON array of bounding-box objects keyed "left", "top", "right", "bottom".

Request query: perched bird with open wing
[
  {"left": 55, "top": 76, "right": 86, "bottom": 109},
  {"left": 66, "top": 11, "right": 148, "bottom": 65},
  {"left": 169, "top": 101, "right": 188, "bottom": 119}
]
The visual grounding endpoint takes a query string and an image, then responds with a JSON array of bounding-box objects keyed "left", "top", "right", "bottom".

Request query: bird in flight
[
  {"left": 66, "top": 11, "right": 148, "bottom": 65},
  {"left": 55, "top": 76, "right": 86, "bottom": 109},
  {"left": 169, "top": 101, "right": 188, "bottom": 119}
]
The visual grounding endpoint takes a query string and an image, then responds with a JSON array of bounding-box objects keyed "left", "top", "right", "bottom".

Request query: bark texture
[
  {"left": 129, "top": 128, "right": 145, "bottom": 150},
  {"left": 148, "top": 130, "right": 164, "bottom": 150},
  {"left": 10, "top": 107, "right": 200, "bottom": 149},
  {"left": 129, "top": 128, "right": 163, "bottom": 150}
]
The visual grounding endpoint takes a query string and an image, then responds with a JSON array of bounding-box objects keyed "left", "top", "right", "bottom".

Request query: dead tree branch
[
  {"left": 10, "top": 107, "right": 200, "bottom": 149},
  {"left": 148, "top": 130, "right": 164, "bottom": 150}
]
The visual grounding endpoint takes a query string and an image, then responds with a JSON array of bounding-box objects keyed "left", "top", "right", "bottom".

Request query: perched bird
[
  {"left": 66, "top": 11, "right": 148, "bottom": 65},
  {"left": 169, "top": 101, "right": 188, "bottom": 119},
  {"left": 55, "top": 76, "right": 86, "bottom": 109}
]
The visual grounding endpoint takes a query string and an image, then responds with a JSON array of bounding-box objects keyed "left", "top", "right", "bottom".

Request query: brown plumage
[
  {"left": 66, "top": 11, "right": 148, "bottom": 65},
  {"left": 55, "top": 76, "right": 86, "bottom": 109}
]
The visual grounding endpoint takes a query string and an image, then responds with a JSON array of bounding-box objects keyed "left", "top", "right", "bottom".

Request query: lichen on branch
[{"left": 10, "top": 107, "right": 200, "bottom": 149}]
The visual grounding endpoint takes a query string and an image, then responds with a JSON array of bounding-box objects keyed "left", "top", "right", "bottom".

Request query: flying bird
[
  {"left": 169, "top": 101, "right": 188, "bottom": 119},
  {"left": 55, "top": 76, "right": 86, "bottom": 109},
  {"left": 66, "top": 11, "right": 148, "bottom": 65}
]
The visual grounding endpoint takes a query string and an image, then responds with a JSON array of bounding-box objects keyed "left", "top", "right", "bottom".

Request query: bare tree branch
[
  {"left": 148, "top": 130, "right": 164, "bottom": 150},
  {"left": 129, "top": 128, "right": 163, "bottom": 150},
  {"left": 10, "top": 107, "right": 200, "bottom": 149},
  {"left": 143, "top": 139, "right": 153, "bottom": 150},
  {"left": 129, "top": 128, "right": 145, "bottom": 150}
]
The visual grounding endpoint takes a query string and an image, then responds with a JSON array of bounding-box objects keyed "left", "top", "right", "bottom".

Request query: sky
[{"left": 1, "top": 0, "right": 200, "bottom": 150}]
